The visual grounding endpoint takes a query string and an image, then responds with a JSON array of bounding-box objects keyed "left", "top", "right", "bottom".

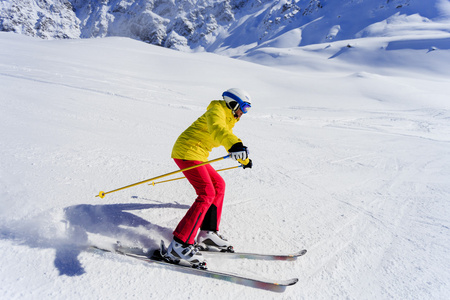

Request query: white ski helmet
[{"left": 222, "top": 88, "right": 252, "bottom": 114}]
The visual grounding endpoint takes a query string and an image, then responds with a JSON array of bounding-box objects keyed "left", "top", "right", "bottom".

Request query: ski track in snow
[{"left": 1, "top": 32, "right": 450, "bottom": 299}]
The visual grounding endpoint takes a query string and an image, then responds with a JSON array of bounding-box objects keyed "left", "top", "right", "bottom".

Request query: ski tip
[
  {"left": 285, "top": 249, "right": 306, "bottom": 257},
  {"left": 273, "top": 277, "right": 298, "bottom": 287},
  {"left": 282, "top": 249, "right": 306, "bottom": 260},
  {"left": 282, "top": 249, "right": 307, "bottom": 259}
]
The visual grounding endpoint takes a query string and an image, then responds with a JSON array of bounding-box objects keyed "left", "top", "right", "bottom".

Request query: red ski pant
[{"left": 173, "top": 159, "right": 225, "bottom": 245}]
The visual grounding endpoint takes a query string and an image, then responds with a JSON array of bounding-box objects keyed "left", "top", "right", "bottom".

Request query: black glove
[
  {"left": 228, "top": 142, "right": 248, "bottom": 161},
  {"left": 242, "top": 159, "right": 252, "bottom": 169}
]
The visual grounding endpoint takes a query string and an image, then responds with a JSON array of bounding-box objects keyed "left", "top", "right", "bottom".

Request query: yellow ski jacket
[{"left": 171, "top": 100, "right": 249, "bottom": 163}]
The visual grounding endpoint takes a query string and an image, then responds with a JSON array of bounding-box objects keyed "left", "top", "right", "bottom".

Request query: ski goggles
[
  {"left": 223, "top": 91, "right": 252, "bottom": 114},
  {"left": 239, "top": 101, "right": 251, "bottom": 114}
]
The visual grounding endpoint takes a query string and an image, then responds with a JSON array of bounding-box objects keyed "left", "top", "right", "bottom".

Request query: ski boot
[
  {"left": 196, "top": 230, "right": 234, "bottom": 253},
  {"left": 163, "top": 239, "right": 207, "bottom": 269}
]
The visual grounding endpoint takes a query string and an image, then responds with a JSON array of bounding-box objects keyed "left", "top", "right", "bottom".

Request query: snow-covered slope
[
  {"left": 1, "top": 0, "right": 450, "bottom": 54},
  {"left": 1, "top": 19, "right": 450, "bottom": 299}
]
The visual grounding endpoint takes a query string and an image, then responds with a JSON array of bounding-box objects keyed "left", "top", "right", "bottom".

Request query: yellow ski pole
[
  {"left": 96, "top": 155, "right": 230, "bottom": 198},
  {"left": 148, "top": 165, "right": 241, "bottom": 186}
]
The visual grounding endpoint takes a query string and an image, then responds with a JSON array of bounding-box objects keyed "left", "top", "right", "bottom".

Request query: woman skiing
[{"left": 164, "top": 88, "right": 253, "bottom": 267}]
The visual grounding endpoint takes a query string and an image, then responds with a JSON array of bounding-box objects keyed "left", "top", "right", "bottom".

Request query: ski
[
  {"left": 200, "top": 247, "right": 307, "bottom": 261},
  {"left": 89, "top": 242, "right": 299, "bottom": 292},
  {"left": 112, "top": 241, "right": 306, "bottom": 261}
]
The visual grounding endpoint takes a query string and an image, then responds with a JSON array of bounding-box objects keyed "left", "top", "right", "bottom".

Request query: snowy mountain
[{"left": 1, "top": 0, "right": 450, "bottom": 53}]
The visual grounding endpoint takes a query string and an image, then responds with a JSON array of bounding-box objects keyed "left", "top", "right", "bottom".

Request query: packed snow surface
[{"left": 1, "top": 22, "right": 450, "bottom": 300}]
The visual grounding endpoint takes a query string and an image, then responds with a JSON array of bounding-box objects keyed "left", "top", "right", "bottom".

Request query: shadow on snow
[{"left": 0, "top": 201, "right": 190, "bottom": 277}]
